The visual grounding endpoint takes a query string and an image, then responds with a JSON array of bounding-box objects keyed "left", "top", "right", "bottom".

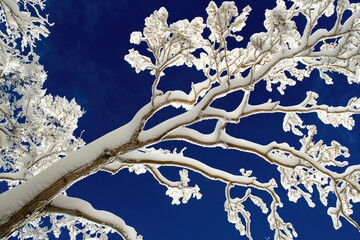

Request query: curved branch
[
  {"left": 165, "top": 127, "right": 301, "bottom": 168},
  {"left": 119, "top": 150, "right": 280, "bottom": 204},
  {"left": 46, "top": 195, "right": 140, "bottom": 240},
  {"left": 165, "top": 126, "right": 359, "bottom": 181},
  {"left": 147, "top": 165, "right": 179, "bottom": 188}
]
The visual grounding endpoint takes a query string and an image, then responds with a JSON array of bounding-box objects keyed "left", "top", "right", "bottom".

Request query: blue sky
[{"left": 36, "top": 0, "right": 360, "bottom": 239}]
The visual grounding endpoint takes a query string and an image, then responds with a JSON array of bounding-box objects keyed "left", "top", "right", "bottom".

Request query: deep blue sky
[{"left": 36, "top": 0, "right": 360, "bottom": 239}]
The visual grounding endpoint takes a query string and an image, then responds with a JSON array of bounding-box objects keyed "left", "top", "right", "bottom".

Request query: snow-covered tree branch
[
  {"left": 46, "top": 195, "right": 139, "bottom": 240},
  {"left": 0, "top": 0, "right": 359, "bottom": 239}
]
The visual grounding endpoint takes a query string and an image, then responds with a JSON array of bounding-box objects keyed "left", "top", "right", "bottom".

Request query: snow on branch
[
  {"left": 163, "top": 123, "right": 360, "bottom": 232},
  {"left": 117, "top": 149, "right": 296, "bottom": 238},
  {"left": 224, "top": 184, "right": 269, "bottom": 239},
  {"left": 1, "top": 0, "right": 360, "bottom": 239},
  {"left": 46, "top": 195, "right": 142, "bottom": 240}
]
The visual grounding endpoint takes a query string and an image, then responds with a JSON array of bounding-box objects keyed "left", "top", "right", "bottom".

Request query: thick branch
[{"left": 0, "top": 122, "right": 144, "bottom": 237}]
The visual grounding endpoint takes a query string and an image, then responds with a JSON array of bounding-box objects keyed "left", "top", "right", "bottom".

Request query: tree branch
[
  {"left": 119, "top": 150, "right": 280, "bottom": 202},
  {"left": 46, "top": 195, "right": 140, "bottom": 240}
]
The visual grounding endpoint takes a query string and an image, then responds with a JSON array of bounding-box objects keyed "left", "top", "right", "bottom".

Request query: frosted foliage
[
  {"left": 165, "top": 169, "right": 202, "bottom": 205},
  {"left": 283, "top": 93, "right": 360, "bottom": 133},
  {"left": 11, "top": 218, "right": 48, "bottom": 240},
  {"left": 206, "top": 1, "right": 251, "bottom": 42},
  {"left": 0, "top": 0, "right": 83, "bottom": 186},
  {"left": 55, "top": 215, "right": 111, "bottom": 240},
  {"left": 52, "top": 214, "right": 111, "bottom": 240},
  {"left": 0, "top": 0, "right": 49, "bottom": 51},
  {"left": 124, "top": 6, "right": 206, "bottom": 75},
  {"left": 124, "top": 49, "right": 153, "bottom": 74},
  {"left": 264, "top": 3, "right": 301, "bottom": 48},
  {"left": 0, "top": 0, "right": 50, "bottom": 82},
  {"left": 268, "top": 202, "right": 298, "bottom": 240},
  {"left": 128, "top": 164, "right": 147, "bottom": 175},
  {"left": 264, "top": 60, "right": 310, "bottom": 94},
  {"left": 315, "top": 95, "right": 360, "bottom": 130},
  {"left": 10, "top": 213, "right": 112, "bottom": 240},
  {"left": 0, "top": 64, "right": 84, "bottom": 181},
  {"left": 278, "top": 125, "right": 352, "bottom": 208},
  {"left": 317, "top": 110, "right": 354, "bottom": 130},
  {"left": 0, "top": 0, "right": 88, "bottom": 238},
  {"left": 1, "top": 0, "right": 360, "bottom": 240},
  {"left": 283, "top": 112, "right": 305, "bottom": 136},
  {"left": 225, "top": 187, "right": 268, "bottom": 239}
]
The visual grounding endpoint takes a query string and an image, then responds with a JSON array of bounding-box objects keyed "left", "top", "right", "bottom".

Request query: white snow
[{"left": 51, "top": 195, "right": 139, "bottom": 239}]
